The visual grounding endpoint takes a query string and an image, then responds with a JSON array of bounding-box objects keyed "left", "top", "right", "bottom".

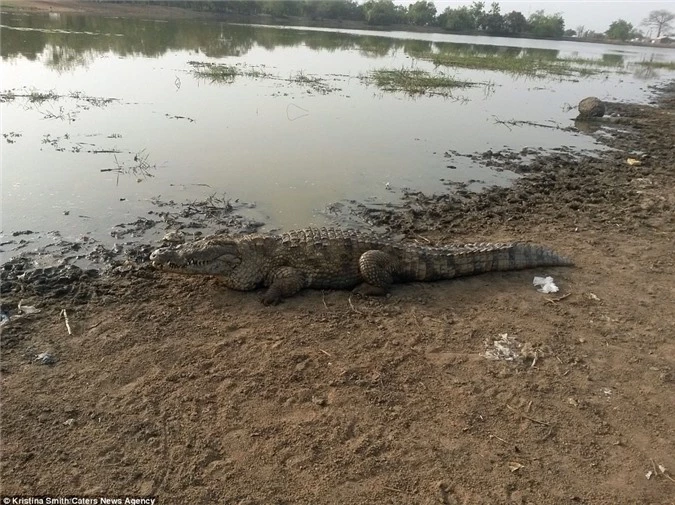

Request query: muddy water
[{"left": 1, "top": 12, "right": 674, "bottom": 265}]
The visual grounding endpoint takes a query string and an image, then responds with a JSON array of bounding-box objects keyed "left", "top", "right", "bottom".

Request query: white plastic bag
[{"left": 533, "top": 276, "right": 559, "bottom": 294}]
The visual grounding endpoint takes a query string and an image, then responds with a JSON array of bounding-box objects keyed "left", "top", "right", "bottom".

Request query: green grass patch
[
  {"left": 413, "top": 52, "right": 621, "bottom": 77},
  {"left": 634, "top": 60, "right": 675, "bottom": 70},
  {"left": 366, "top": 68, "right": 477, "bottom": 96},
  {"left": 558, "top": 56, "right": 625, "bottom": 68},
  {"left": 189, "top": 61, "right": 271, "bottom": 83}
]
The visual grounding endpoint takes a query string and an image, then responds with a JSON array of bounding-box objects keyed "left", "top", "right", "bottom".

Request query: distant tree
[
  {"left": 361, "top": 0, "right": 404, "bottom": 25},
  {"left": 564, "top": 29, "right": 576, "bottom": 37},
  {"left": 470, "top": 1, "right": 486, "bottom": 29},
  {"left": 262, "top": 1, "right": 300, "bottom": 18},
  {"left": 606, "top": 19, "right": 637, "bottom": 41},
  {"left": 585, "top": 31, "right": 605, "bottom": 40},
  {"left": 642, "top": 9, "right": 674, "bottom": 37},
  {"left": 503, "top": 10, "right": 527, "bottom": 34},
  {"left": 483, "top": 2, "right": 504, "bottom": 33},
  {"left": 406, "top": 0, "right": 436, "bottom": 26},
  {"left": 439, "top": 6, "right": 476, "bottom": 31},
  {"left": 527, "top": 10, "right": 565, "bottom": 37},
  {"left": 303, "top": 0, "right": 361, "bottom": 21},
  {"left": 575, "top": 25, "right": 587, "bottom": 37}
]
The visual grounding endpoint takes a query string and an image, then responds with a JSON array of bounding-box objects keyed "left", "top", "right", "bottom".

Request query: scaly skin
[{"left": 150, "top": 227, "right": 573, "bottom": 304}]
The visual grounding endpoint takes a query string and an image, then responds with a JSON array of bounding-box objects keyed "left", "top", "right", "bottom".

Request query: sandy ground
[{"left": 1, "top": 3, "right": 675, "bottom": 503}]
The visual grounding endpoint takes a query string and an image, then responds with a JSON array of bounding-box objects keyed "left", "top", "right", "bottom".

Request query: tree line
[{"left": 107, "top": 1, "right": 674, "bottom": 41}]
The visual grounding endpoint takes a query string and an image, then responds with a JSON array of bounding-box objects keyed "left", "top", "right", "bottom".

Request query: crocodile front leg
[{"left": 262, "top": 266, "right": 307, "bottom": 305}]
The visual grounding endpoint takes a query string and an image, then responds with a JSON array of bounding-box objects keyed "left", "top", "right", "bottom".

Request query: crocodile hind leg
[
  {"left": 262, "top": 266, "right": 307, "bottom": 305},
  {"left": 353, "top": 250, "right": 397, "bottom": 296}
]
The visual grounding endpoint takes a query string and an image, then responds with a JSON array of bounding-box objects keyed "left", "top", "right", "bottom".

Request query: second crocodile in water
[{"left": 150, "top": 227, "right": 573, "bottom": 304}]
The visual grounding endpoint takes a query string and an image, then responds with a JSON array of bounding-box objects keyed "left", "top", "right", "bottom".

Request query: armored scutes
[{"left": 150, "top": 227, "right": 573, "bottom": 304}]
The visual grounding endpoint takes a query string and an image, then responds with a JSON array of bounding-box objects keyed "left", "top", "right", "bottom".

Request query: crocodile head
[{"left": 150, "top": 237, "right": 242, "bottom": 277}]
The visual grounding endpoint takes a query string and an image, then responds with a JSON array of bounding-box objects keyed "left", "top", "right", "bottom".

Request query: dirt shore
[{"left": 2, "top": 4, "right": 675, "bottom": 502}]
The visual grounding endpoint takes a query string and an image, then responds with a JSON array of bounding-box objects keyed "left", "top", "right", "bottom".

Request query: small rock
[{"left": 577, "top": 97, "right": 605, "bottom": 119}]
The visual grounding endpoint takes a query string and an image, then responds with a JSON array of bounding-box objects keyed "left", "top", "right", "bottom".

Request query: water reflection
[{"left": 5, "top": 12, "right": 663, "bottom": 70}]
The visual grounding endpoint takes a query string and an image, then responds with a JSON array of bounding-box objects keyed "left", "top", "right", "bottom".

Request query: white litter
[
  {"left": 18, "top": 300, "right": 41, "bottom": 315},
  {"left": 484, "top": 334, "right": 524, "bottom": 362},
  {"left": 533, "top": 276, "right": 559, "bottom": 293}
]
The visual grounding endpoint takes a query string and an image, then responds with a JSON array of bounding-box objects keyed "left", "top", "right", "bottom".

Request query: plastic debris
[
  {"left": 483, "top": 333, "right": 534, "bottom": 362},
  {"left": 508, "top": 461, "right": 524, "bottom": 472},
  {"left": 18, "top": 300, "right": 41, "bottom": 315},
  {"left": 646, "top": 470, "right": 653, "bottom": 480},
  {"left": 35, "top": 352, "right": 57, "bottom": 365},
  {"left": 533, "top": 276, "right": 559, "bottom": 293},
  {"left": 626, "top": 158, "right": 642, "bottom": 166}
]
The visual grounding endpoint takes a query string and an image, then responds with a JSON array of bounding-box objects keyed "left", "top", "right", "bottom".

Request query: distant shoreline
[{"left": 3, "top": 0, "right": 674, "bottom": 49}]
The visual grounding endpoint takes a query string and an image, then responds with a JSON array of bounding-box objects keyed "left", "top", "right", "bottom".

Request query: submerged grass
[
  {"left": 417, "top": 52, "right": 621, "bottom": 77},
  {"left": 188, "top": 61, "right": 339, "bottom": 94},
  {"left": 366, "top": 68, "right": 477, "bottom": 96},
  {"left": 634, "top": 60, "right": 675, "bottom": 70},
  {"left": 189, "top": 61, "right": 271, "bottom": 83},
  {"left": 422, "top": 53, "right": 598, "bottom": 77}
]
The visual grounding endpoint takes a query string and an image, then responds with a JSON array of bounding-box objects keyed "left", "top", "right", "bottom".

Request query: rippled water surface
[{"left": 2, "top": 12, "right": 674, "bottom": 262}]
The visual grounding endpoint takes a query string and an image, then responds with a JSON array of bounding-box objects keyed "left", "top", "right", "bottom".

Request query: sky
[{"left": 407, "top": 1, "right": 675, "bottom": 34}]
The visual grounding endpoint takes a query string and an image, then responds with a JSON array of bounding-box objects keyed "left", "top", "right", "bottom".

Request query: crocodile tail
[{"left": 446, "top": 242, "right": 573, "bottom": 277}]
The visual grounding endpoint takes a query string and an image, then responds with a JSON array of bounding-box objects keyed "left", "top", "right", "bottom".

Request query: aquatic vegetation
[
  {"left": 364, "top": 68, "right": 478, "bottom": 96},
  {"left": 634, "top": 60, "right": 675, "bottom": 70},
  {"left": 421, "top": 52, "right": 615, "bottom": 77},
  {"left": 189, "top": 61, "right": 272, "bottom": 82}
]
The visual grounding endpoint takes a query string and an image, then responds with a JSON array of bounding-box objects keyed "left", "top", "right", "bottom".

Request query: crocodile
[{"left": 150, "top": 227, "right": 572, "bottom": 305}]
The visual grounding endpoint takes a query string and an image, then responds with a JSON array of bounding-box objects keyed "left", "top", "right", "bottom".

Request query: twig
[
  {"left": 383, "top": 486, "right": 407, "bottom": 494},
  {"left": 413, "top": 233, "right": 431, "bottom": 244},
  {"left": 87, "top": 321, "right": 104, "bottom": 331},
  {"left": 319, "top": 349, "right": 331, "bottom": 357},
  {"left": 506, "top": 404, "right": 550, "bottom": 426},
  {"left": 540, "top": 426, "right": 554, "bottom": 441},
  {"left": 348, "top": 295, "right": 363, "bottom": 314},
  {"left": 321, "top": 291, "right": 328, "bottom": 309},
  {"left": 545, "top": 293, "right": 571, "bottom": 304},
  {"left": 60, "top": 309, "right": 72, "bottom": 335},
  {"left": 489, "top": 433, "right": 509, "bottom": 444}
]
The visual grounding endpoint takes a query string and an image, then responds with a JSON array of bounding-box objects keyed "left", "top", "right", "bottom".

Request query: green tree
[
  {"left": 470, "top": 1, "right": 486, "bottom": 29},
  {"left": 439, "top": 6, "right": 476, "bottom": 31},
  {"left": 361, "top": 0, "right": 404, "bottom": 25},
  {"left": 302, "top": 0, "right": 362, "bottom": 21},
  {"left": 527, "top": 10, "right": 565, "bottom": 37},
  {"left": 406, "top": 0, "right": 436, "bottom": 26},
  {"left": 483, "top": 2, "right": 504, "bottom": 33},
  {"left": 262, "top": 1, "right": 300, "bottom": 18},
  {"left": 642, "top": 9, "right": 674, "bottom": 37},
  {"left": 503, "top": 11, "right": 527, "bottom": 34},
  {"left": 606, "top": 19, "right": 636, "bottom": 41}
]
